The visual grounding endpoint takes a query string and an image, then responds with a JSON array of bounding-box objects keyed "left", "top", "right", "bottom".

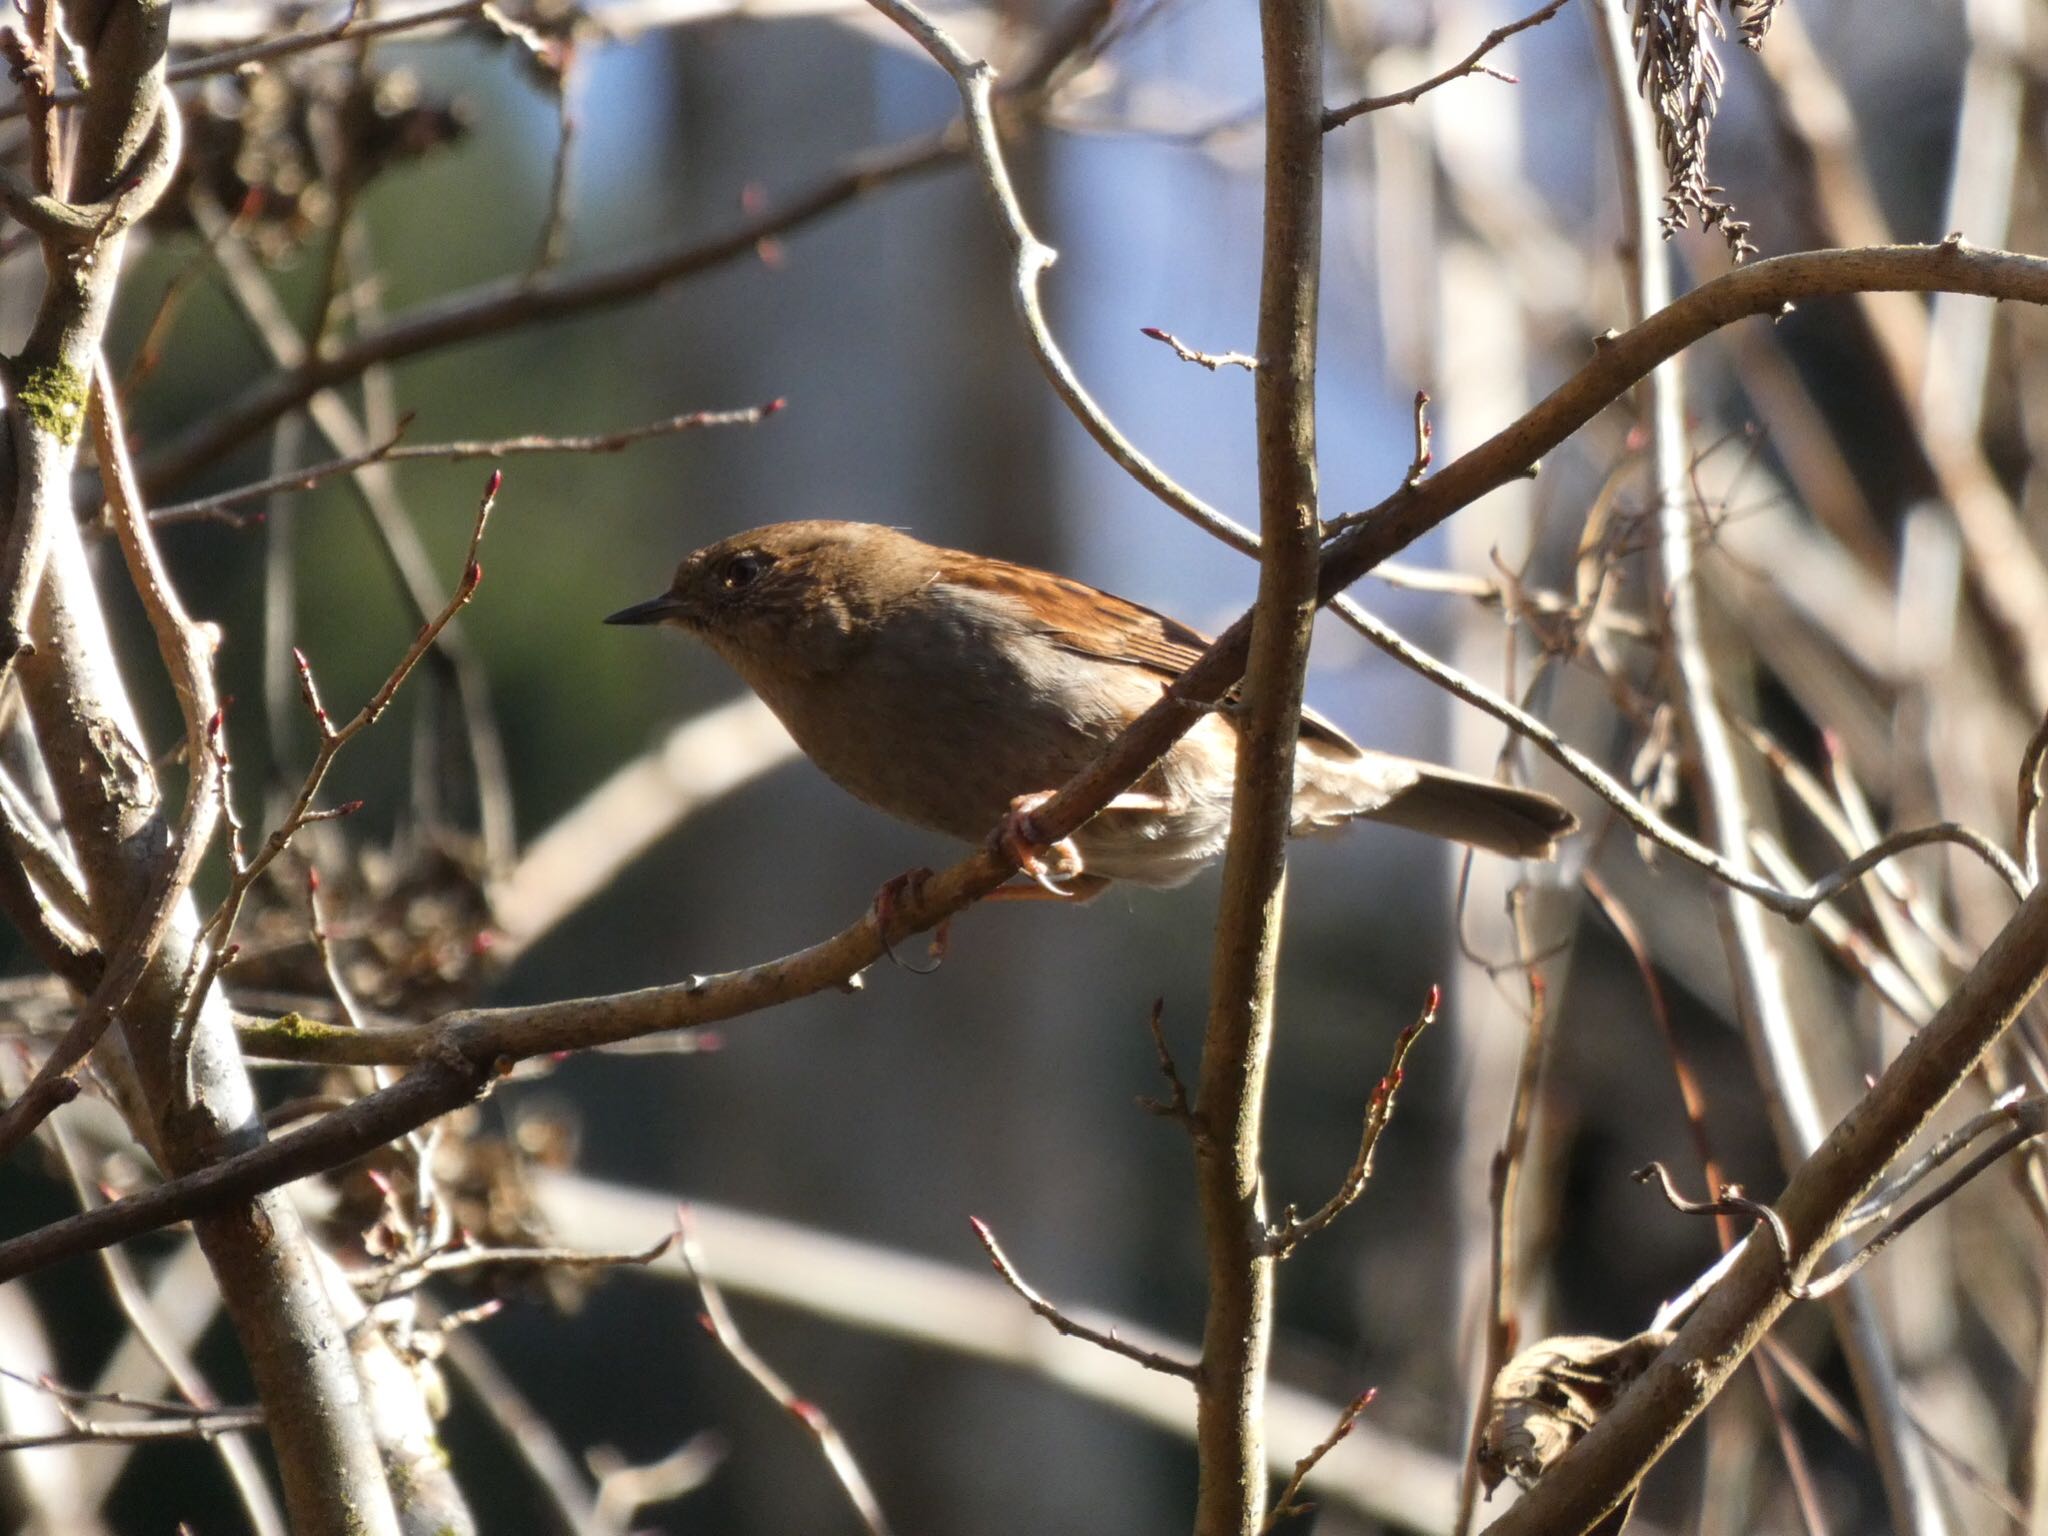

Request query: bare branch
[
  {"left": 186, "top": 472, "right": 499, "bottom": 1012},
  {"left": 679, "top": 1211, "right": 893, "bottom": 1536},
  {"left": 1323, "top": 0, "right": 1571, "bottom": 131},
  {"left": 1480, "top": 881, "right": 2048, "bottom": 1534},
  {"left": 1141, "top": 326, "right": 1257, "bottom": 373},
  {"left": 0, "top": 359, "right": 225, "bottom": 1164},
  {"left": 1137, "top": 997, "right": 1200, "bottom": 1134},
  {"left": 146, "top": 401, "right": 783, "bottom": 528},
  {"left": 0, "top": 1409, "right": 266, "bottom": 1449},
  {"left": 967, "top": 1217, "right": 1198, "bottom": 1380},
  {"left": 1264, "top": 987, "right": 1437, "bottom": 1258},
  {"left": 355, "top": 1230, "right": 677, "bottom": 1297},
  {"left": 136, "top": 0, "right": 1118, "bottom": 496},
  {"left": 0, "top": 0, "right": 490, "bottom": 122},
  {"left": 1262, "top": 1389, "right": 1378, "bottom": 1533}
]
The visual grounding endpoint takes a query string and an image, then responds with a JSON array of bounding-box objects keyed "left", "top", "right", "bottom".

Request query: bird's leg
[
  {"left": 871, "top": 866, "right": 948, "bottom": 973},
  {"left": 989, "top": 790, "right": 1166, "bottom": 899},
  {"left": 992, "top": 791, "right": 1080, "bottom": 895}
]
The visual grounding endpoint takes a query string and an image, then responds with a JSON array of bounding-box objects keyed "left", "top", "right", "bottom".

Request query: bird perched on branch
[{"left": 606, "top": 521, "right": 1575, "bottom": 897}]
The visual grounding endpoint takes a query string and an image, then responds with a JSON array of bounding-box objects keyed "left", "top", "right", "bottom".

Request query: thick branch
[
  {"left": 16, "top": 243, "right": 2048, "bottom": 1288},
  {"left": 1481, "top": 877, "right": 2048, "bottom": 1535},
  {"left": 0, "top": 4, "right": 407, "bottom": 1523},
  {"left": 1190, "top": 3, "right": 1322, "bottom": 1532},
  {"left": 1590, "top": 6, "right": 1943, "bottom": 1527}
]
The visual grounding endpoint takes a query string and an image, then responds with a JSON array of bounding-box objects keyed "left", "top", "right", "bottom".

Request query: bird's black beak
[{"left": 604, "top": 593, "right": 688, "bottom": 627}]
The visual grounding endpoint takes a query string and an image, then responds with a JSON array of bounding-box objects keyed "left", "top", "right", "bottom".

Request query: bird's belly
[
  {"left": 750, "top": 630, "right": 1268, "bottom": 887},
  {"left": 760, "top": 649, "right": 1110, "bottom": 844},
  {"left": 1070, "top": 714, "right": 1242, "bottom": 887}
]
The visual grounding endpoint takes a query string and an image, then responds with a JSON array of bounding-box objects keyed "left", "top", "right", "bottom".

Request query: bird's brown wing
[{"left": 932, "top": 552, "right": 1364, "bottom": 758}]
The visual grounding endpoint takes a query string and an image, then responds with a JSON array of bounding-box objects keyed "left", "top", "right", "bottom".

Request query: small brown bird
[{"left": 606, "top": 521, "right": 1575, "bottom": 895}]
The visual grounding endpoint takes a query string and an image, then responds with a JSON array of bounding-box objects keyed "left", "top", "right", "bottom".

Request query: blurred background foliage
[{"left": 0, "top": 0, "right": 2023, "bottom": 1530}]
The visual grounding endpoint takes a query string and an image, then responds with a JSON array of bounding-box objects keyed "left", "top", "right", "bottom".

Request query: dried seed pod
[{"left": 1477, "top": 1331, "right": 1673, "bottom": 1534}]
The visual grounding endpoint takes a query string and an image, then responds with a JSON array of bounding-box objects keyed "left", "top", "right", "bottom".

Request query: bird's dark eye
[{"left": 720, "top": 552, "right": 771, "bottom": 591}]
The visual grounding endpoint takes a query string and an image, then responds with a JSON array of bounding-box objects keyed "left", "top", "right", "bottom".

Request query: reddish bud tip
[
  {"left": 222, "top": 943, "right": 241, "bottom": 963},
  {"left": 337, "top": 800, "right": 365, "bottom": 817},
  {"left": 485, "top": 469, "right": 503, "bottom": 497},
  {"left": 465, "top": 560, "right": 482, "bottom": 586},
  {"left": 1425, "top": 983, "right": 1442, "bottom": 1015},
  {"left": 549, "top": 1050, "right": 570, "bottom": 1063},
  {"left": 696, "top": 1311, "right": 715, "bottom": 1335},
  {"left": 366, "top": 1168, "right": 393, "bottom": 1196},
  {"left": 967, "top": 1215, "right": 991, "bottom": 1241},
  {"left": 1140, "top": 326, "right": 1168, "bottom": 340},
  {"left": 206, "top": 709, "right": 223, "bottom": 737},
  {"left": 292, "top": 647, "right": 310, "bottom": 670},
  {"left": 469, "top": 930, "right": 498, "bottom": 956},
  {"left": 307, "top": 867, "right": 321, "bottom": 892},
  {"left": 250, "top": 512, "right": 267, "bottom": 525},
  {"left": 762, "top": 397, "right": 787, "bottom": 415},
  {"left": 790, "top": 1400, "right": 825, "bottom": 1429},
  {"left": 694, "top": 1030, "right": 725, "bottom": 1052}
]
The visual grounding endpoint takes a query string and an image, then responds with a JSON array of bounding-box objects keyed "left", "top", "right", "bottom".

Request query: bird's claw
[
  {"left": 995, "top": 792, "right": 1086, "bottom": 896},
  {"left": 872, "top": 867, "right": 948, "bottom": 973}
]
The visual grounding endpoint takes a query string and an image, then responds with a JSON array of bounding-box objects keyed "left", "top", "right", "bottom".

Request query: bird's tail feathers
[{"left": 1295, "top": 753, "right": 1577, "bottom": 860}]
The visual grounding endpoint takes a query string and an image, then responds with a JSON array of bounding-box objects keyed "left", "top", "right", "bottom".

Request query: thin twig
[
  {"left": 1454, "top": 962, "right": 1547, "bottom": 1536},
  {"left": 0, "top": 768, "right": 89, "bottom": 933},
  {"left": 2018, "top": 710, "right": 2048, "bottom": 889},
  {"left": 1136, "top": 997, "right": 1200, "bottom": 1134},
  {"left": 354, "top": 1230, "right": 677, "bottom": 1296},
  {"left": 1264, "top": 987, "right": 1437, "bottom": 1259},
  {"left": 1584, "top": 4, "right": 1937, "bottom": 1528},
  {"left": 1323, "top": 0, "right": 1572, "bottom": 131},
  {"left": 146, "top": 403, "right": 784, "bottom": 528},
  {"left": 1489, "top": 880, "right": 2048, "bottom": 1536},
  {"left": 678, "top": 1211, "right": 893, "bottom": 1536},
  {"left": 1404, "top": 389, "right": 1433, "bottom": 486},
  {"left": 0, "top": 1409, "right": 266, "bottom": 1448},
  {"left": 436, "top": 1328, "right": 608, "bottom": 1536},
  {"left": 194, "top": 190, "right": 518, "bottom": 867},
  {"left": 139, "top": 127, "right": 959, "bottom": 491},
  {"left": 304, "top": 868, "right": 364, "bottom": 1033},
  {"left": 1261, "top": 1389, "right": 1378, "bottom": 1533},
  {"left": 528, "top": 61, "right": 580, "bottom": 277},
  {"left": 181, "top": 474, "right": 498, "bottom": 1026},
  {"left": 23, "top": 250, "right": 2048, "bottom": 1287},
  {"left": 967, "top": 1217, "right": 1198, "bottom": 1380},
  {"left": 1140, "top": 326, "right": 1257, "bottom": 372},
  {"left": 2, "top": 0, "right": 489, "bottom": 123},
  {"left": 48, "top": 1120, "right": 287, "bottom": 1536}
]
